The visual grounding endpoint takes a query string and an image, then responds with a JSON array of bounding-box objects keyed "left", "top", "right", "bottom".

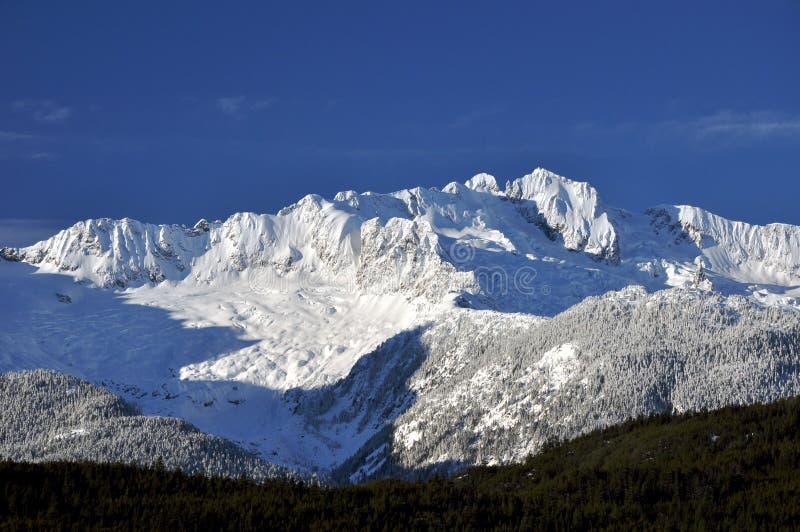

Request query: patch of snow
[
  {"left": 536, "top": 343, "right": 579, "bottom": 391},
  {"left": 53, "top": 428, "right": 88, "bottom": 440}
]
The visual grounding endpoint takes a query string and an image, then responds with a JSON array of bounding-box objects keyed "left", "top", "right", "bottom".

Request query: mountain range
[{"left": 2, "top": 167, "right": 800, "bottom": 481}]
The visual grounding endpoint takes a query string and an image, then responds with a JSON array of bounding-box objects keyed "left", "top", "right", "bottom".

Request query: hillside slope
[
  {"left": 3, "top": 397, "right": 800, "bottom": 529},
  {"left": 309, "top": 287, "right": 800, "bottom": 481},
  {"left": 0, "top": 370, "right": 298, "bottom": 481}
]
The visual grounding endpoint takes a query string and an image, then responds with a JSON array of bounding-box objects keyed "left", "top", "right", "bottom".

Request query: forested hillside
[
  {"left": 313, "top": 287, "right": 800, "bottom": 481},
  {"left": 3, "top": 397, "right": 800, "bottom": 530},
  {"left": 0, "top": 370, "right": 297, "bottom": 481}
]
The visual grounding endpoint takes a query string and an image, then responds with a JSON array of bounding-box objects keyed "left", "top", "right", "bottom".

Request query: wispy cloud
[
  {"left": 449, "top": 105, "right": 504, "bottom": 128},
  {"left": 217, "top": 96, "right": 246, "bottom": 114},
  {"left": 0, "top": 130, "right": 39, "bottom": 142},
  {"left": 217, "top": 96, "right": 276, "bottom": 116},
  {"left": 671, "top": 110, "right": 800, "bottom": 141},
  {"left": 570, "top": 120, "right": 638, "bottom": 136},
  {"left": 11, "top": 99, "right": 73, "bottom": 123},
  {"left": 250, "top": 98, "right": 275, "bottom": 111},
  {"left": 0, "top": 131, "right": 53, "bottom": 159},
  {"left": 28, "top": 152, "right": 55, "bottom": 160},
  {"left": 572, "top": 110, "right": 800, "bottom": 147}
]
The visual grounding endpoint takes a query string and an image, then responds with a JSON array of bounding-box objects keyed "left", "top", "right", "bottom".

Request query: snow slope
[{"left": 2, "top": 167, "right": 800, "bottom": 478}]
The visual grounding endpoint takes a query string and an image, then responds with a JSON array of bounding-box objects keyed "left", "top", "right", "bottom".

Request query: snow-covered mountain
[
  {"left": 7, "top": 168, "right": 800, "bottom": 304},
  {"left": 2, "top": 167, "right": 800, "bottom": 480}
]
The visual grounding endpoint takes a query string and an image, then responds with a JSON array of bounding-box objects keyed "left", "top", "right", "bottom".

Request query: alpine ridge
[{"left": 2, "top": 167, "right": 800, "bottom": 480}]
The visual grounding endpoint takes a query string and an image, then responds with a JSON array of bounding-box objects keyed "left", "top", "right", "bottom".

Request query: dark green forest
[{"left": 3, "top": 398, "right": 800, "bottom": 530}]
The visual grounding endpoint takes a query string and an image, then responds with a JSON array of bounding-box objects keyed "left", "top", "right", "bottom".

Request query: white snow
[
  {"left": 397, "top": 421, "right": 424, "bottom": 450},
  {"left": 3, "top": 166, "right": 800, "bottom": 474},
  {"left": 464, "top": 173, "right": 501, "bottom": 194},
  {"left": 536, "top": 343, "right": 579, "bottom": 392},
  {"left": 53, "top": 428, "right": 88, "bottom": 440}
]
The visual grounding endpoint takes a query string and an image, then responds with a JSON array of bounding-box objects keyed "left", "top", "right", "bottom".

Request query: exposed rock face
[{"left": 0, "top": 248, "right": 21, "bottom": 262}]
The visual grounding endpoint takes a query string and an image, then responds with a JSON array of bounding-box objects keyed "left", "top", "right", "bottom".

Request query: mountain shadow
[
  {"left": 287, "top": 324, "right": 443, "bottom": 482},
  {"left": 0, "top": 261, "right": 258, "bottom": 385}
]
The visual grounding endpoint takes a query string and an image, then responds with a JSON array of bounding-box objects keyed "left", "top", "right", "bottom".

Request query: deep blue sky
[{"left": 2, "top": 1, "right": 799, "bottom": 232}]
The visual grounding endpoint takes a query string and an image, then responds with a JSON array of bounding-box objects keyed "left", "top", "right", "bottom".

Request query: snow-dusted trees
[
  {"left": 313, "top": 287, "right": 800, "bottom": 481},
  {"left": 0, "top": 370, "right": 299, "bottom": 482},
  {"left": 7, "top": 286, "right": 800, "bottom": 484}
]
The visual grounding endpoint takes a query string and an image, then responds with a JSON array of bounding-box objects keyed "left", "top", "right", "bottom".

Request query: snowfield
[{"left": 3, "top": 167, "right": 800, "bottom": 480}]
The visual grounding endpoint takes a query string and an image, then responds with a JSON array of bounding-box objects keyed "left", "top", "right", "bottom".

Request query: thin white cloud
[
  {"left": 37, "top": 106, "right": 72, "bottom": 123},
  {"left": 655, "top": 110, "right": 800, "bottom": 145},
  {"left": 0, "top": 131, "right": 54, "bottom": 159},
  {"left": 573, "top": 110, "right": 800, "bottom": 146},
  {"left": 572, "top": 121, "right": 597, "bottom": 132},
  {"left": 250, "top": 98, "right": 276, "bottom": 111},
  {"left": 217, "top": 96, "right": 275, "bottom": 116},
  {"left": 687, "top": 110, "right": 800, "bottom": 140},
  {"left": 570, "top": 120, "right": 637, "bottom": 136},
  {"left": 29, "top": 152, "right": 55, "bottom": 160},
  {"left": 217, "top": 96, "right": 246, "bottom": 115},
  {"left": 0, "top": 130, "right": 39, "bottom": 141},
  {"left": 11, "top": 99, "right": 73, "bottom": 123},
  {"left": 449, "top": 105, "right": 504, "bottom": 129}
]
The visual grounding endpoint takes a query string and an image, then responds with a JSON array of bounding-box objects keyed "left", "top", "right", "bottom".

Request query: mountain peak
[
  {"left": 503, "top": 168, "right": 618, "bottom": 259},
  {"left": 505, "top": 168, "right": 599, "bottom": 202},
  {"left": 464, "top": 173, "right": 501, "bottom": 194}
]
